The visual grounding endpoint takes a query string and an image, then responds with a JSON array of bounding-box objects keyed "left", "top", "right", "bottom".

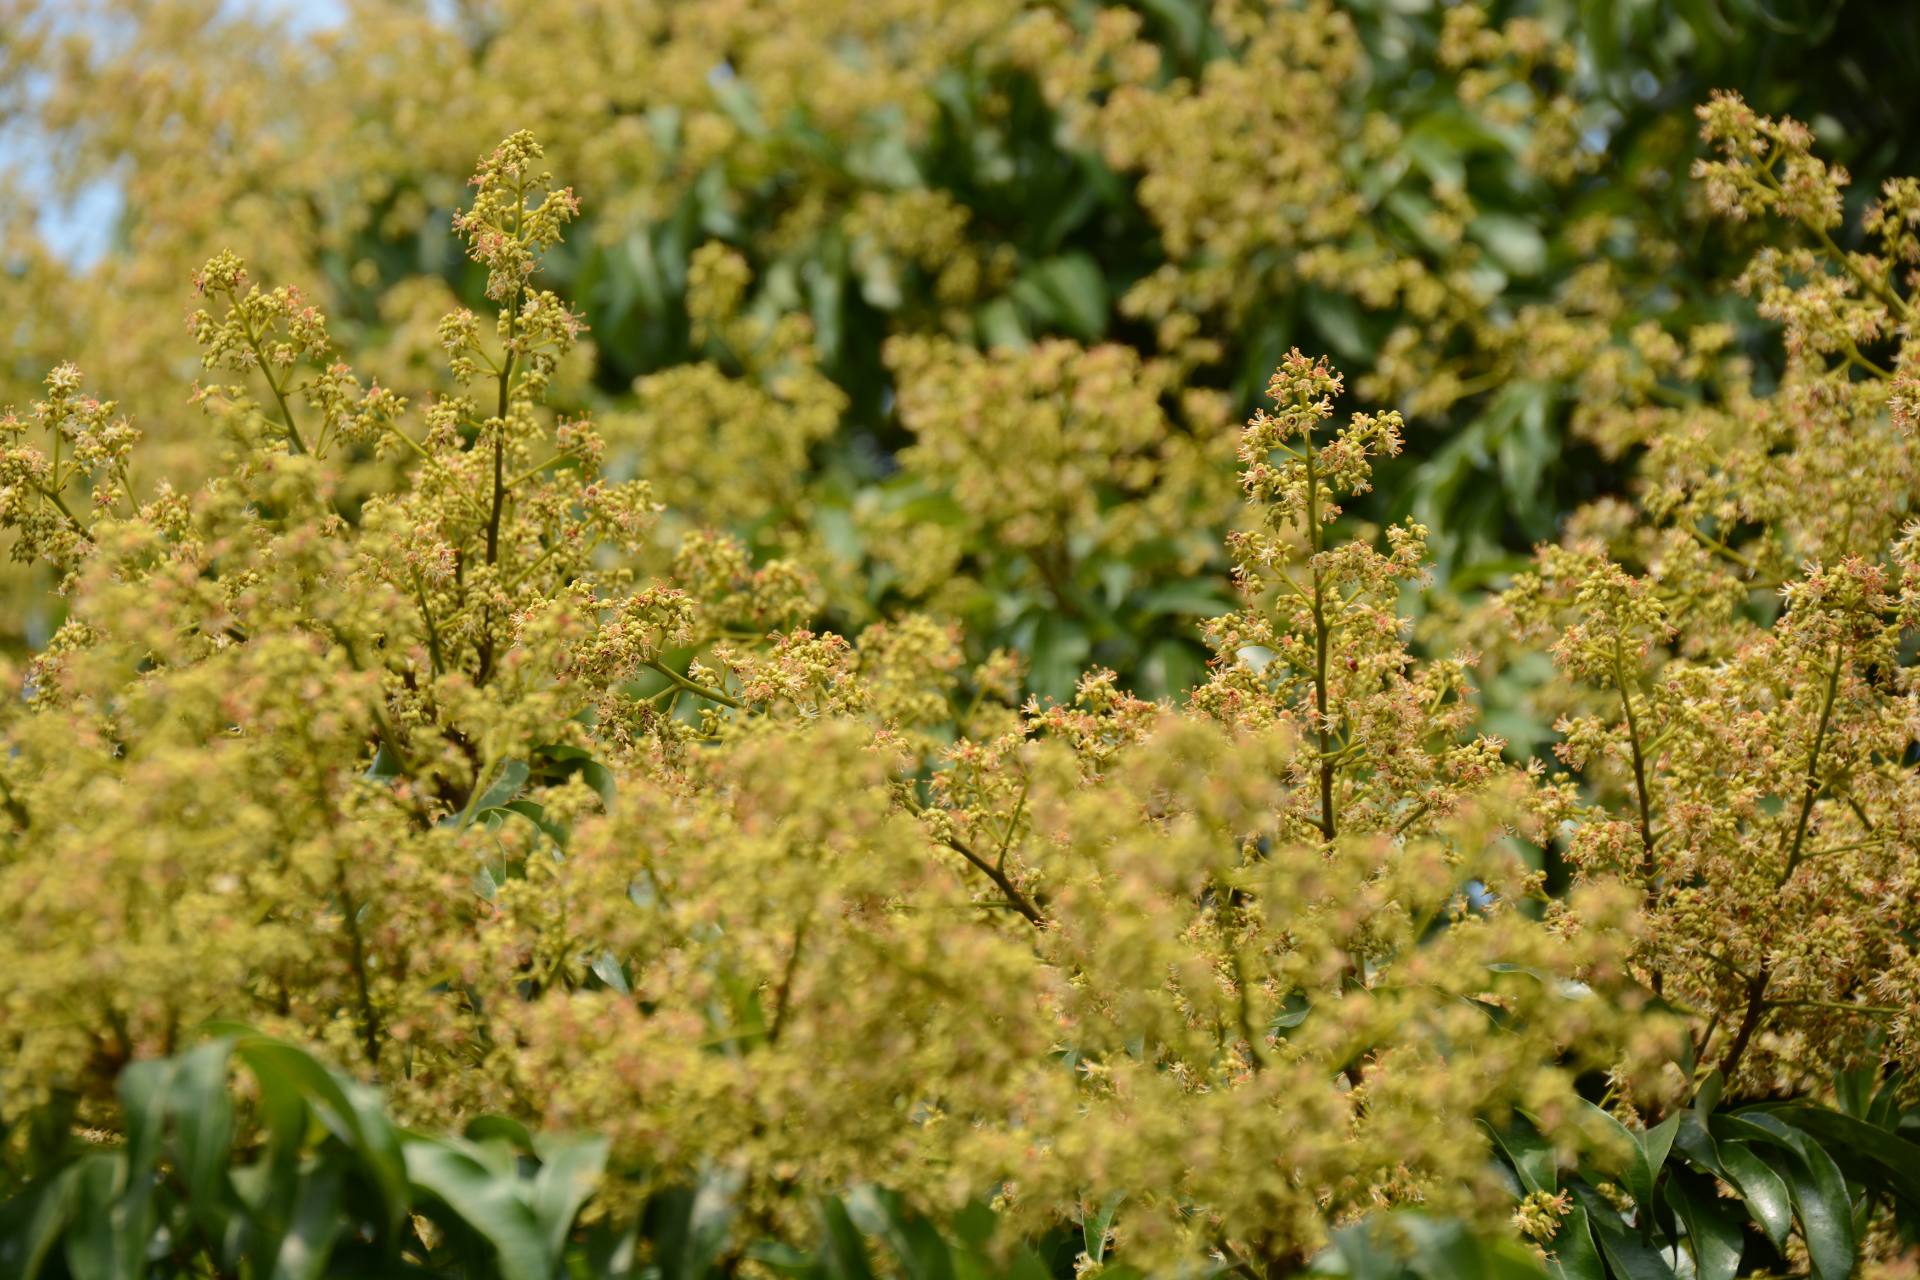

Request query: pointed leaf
[
  {"left": 1485, "top": 1114, "right": 1557, "bottom": 1195},
  {"left": 1569, "top": 1183, "right": 1677, "bottom": 1280},
  {"left": 404, "top": 1137, "right": 550, "bottom": 1280},
  {"left": 462, "top": 760, "right": 530, "bottom": 827},
  {"left": 1707, "top": 1136, "right": 1793, "bottom": 1249},
  {"left": 1730, "top": 1112, "right": 1856, "bottom": 1280},
  {"left": 233, "top": 1038, "right": 409, "bottom": 1241},
  {"left": 1081, "top": 1191, "right": 1124, "bottom": 1265},
  {"left": 1760, "top": 1103, "right": 1920, "bottom": 1204},
  {"left": 529, "top": 1134, "right": 610, "bottom": 1261},
  {"left": 266, "top": 1166, "right": 346, "bottom": 1280},
  {"left": 1577, "top": 1100, "right": 1657, "bottom": 1211},
  {"left": 1663, "top": 1171, "right": 1742, "bottom": 1280},
  {"left": 817, "top": 1195, "right": 876, "bottom": 1280},
  {"left": 1543, "top": 1204, "right": 1605, "bottom": 1280}
]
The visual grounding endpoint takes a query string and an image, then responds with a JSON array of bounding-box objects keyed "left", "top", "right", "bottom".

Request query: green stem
[
  {"left": 1764, "top": 997, "right": 1899, "bottom": 1016},
  {"left": 1684, "top": 523, "right": 1758, "bottom": 576},
  {"left": 409, "top": 564, "right": 447, "bottom": 675},
  {"left": 1716, "top": 644, "right": 1845, "bottom": 1084},
  {"left": 505, "top": 453, "right": 569, "bottom": 490},
  {"left": 34, "top": 482, "right": 89, "bottom": 537},
  {"left": 335, "top": 868, "right": 384, "bottom": 1071},
  {"left": 642, "top": 658, "right": 742, "bottom": 709},
  {"left": 230, "top": 294, "right": 310, "bottom": 456},
  {"left": 766, "top": 913, "right": 811, "bottom": 1046},
  {"left": 1302, "top": 435, "right": 1336, "bottom": 843},
  {"left": 1611, "top": 640, "right": 1661, "bottom": 910},
  {"left": 1811, "top": 222, "right": 1912, "bottom": 321}
]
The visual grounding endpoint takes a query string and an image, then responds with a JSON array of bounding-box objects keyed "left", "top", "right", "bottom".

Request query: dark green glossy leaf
[
  {"left": 1671, "top": 1111, "right": 1719, "bottom": 1176},
  {"left": 1730, "top": 1112, "right": 1855, "bottom": 1280},
  {"left": 816, "top": 1195, "right": 876, "bottom": 1280},
  {"left": 1483, "top": 1113, "right": 1557, "bottom": 1196},
  {"left": 1639, "top": 1111, "right": 1681, "bottom": 1192},
  {"left": 1692, "top": 1069, "right": 1725, "bottom": 1119},
  {"left": 1576, "top": 1099, "right": 1656, "bottom": 1212},
  {"left": 1568, "top": 1182, "right": 1676, "bottom": 1280},
  {"left": 1542, "top": 1204, "right": 1604, "bottom": 1280},
  {"left": 1662, "top": 1170, "right": 1742, "bottom": 1280},
  {"left": 846, "top": 1187, "right": 956, "bottom": 1280},
  {"left": 1757, "top": 1103, "right": 1920, "bottom": 1204},
  {"left": 232, "top": 1038, "right": 409, "bottom": 1241},
  {"left": 1707, "top": 1136, "right": 1793, "bottom": 1249}
]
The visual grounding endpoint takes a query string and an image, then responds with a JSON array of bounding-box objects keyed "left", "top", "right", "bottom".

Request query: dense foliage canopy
[{"left": 2, "top": 2, "right": 1919, "bottom": 1277}]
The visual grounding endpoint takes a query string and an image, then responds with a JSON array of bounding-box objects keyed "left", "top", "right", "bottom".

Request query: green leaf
[
  {"left": 1568, "top": 1183, "right": 1677, "bottom": 1280},
  {"left": 1142, "top": 638, "right": 1205, "bottom": 701},
  {"left": 464, "top": 1115, "right": 535, "bottom": 1151},
  {"left": 950, "top": 1198, "right": 997, "bottom": 1253},
  {"left": 652, "top": 1166, "right": 741, "bottom": 1280},
  {"left": 577, "top": 759, "right": 617, "bottom": 810},
  {"left": 1483, "top": 1114, "right": 1557, "bottom": 1196},
  {"left": 1011, "top": 254, "right": 1108, "bottom": 341},
  {"left": 233, "top": 1038, "right": 409, "bottom": 1241},
  {"left": 1302, "top": 287, "right": 1369, "bottom": 362},
  {"left": 499, "top": 798, "right": 569, "bottom": 849},
  {"left": 845, "top": 1187, "right": 956, "bottom": 1280},
  {"left": 1707, "top": 1136, "right": 1793, "bottom": 1249},
  {"left": 1265, "top": 993, "right": 1312, "bottom": 1036},
  {"left": 1133, "top": 582, "right": 1235, "bottom": 618},
  {"left": 816, "top": 1195, "right": 876, "bottom": 1280},
  {"left": 1024, "top": 613, "right": 1090, "bottom": 704},
  {"left": 1671, "top": 1111, "right": 1719, "bottom": 1177},
  {"left": 1399, "top": 1216, "right": 1546, "bottom": 1280},
  {"left": 266, "top": 1166, "right": 346, "bottom": 1280},
  {"left": 529, "top": 1134, "right": 610, "bottom": 1261},
  {"left": 1318, "top": 1214, "right": 1406, "bottom": 1278},
  {"left": 1639, "top": 1111, "right": 1681, "bottom": 1189},
  {"left": 1759, "top": 1103, "right": 1920, "bottom": 1204},
  {"left": 1080, "top": 1191, "right": 1124, "bottom": 1264},
  {"left": 60, "top": 1154, "right": 134, "bottom": 1280},
  {"left": 1663, "top": 1171, "right": 1742, "bottom": 1280},
  {"left": 1542, "top": 1204, "right": 1604, "bottom": 1280},
  {"left": 1135, "top": 0, "right": 1208, "bottom": 62},
  {"left": 975, "top": 297, "right": 1029, "bottom": 351},
  {"left": 1832, "top": 1066, "right": 1873, "bottom": 1119},
  {"left": 366, "top": 742, "right": 403, "bottom": 781},
  {"left": 462, "top": 760, "right": 530, "bottom": 827},
  {"left": 1576, "top": 1099, "right": 1657, "bottom": 1212},
  {"left": 590, "top": 950, "right": 632, "bottom": 995},
  {"left": 172, "top": 1038, "right": 238, "bottom": 1227},
  {"left": 1469, "top": 213, "right": 1548, "bottom": 277},
  {"left": 1729, "top": 1112, "right": 1856, "bottom": 1280},
  {"left": 0, "top": 1162, "right": 82, "bottom": 1280},
  {"left": 1402, "top": 130, "right": 1465, "bottom": 193},
  {"left": 1692, "top": 1069, "right": 1725, "bottom": 1119},
  {"left": 404, "top": 1137, "right": 551, "bottom": 1280}
]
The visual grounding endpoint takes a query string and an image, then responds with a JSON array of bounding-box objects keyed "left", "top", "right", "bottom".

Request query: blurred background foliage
[{"left": 4, "top": 0, "right": 1920, "bottom": 705}]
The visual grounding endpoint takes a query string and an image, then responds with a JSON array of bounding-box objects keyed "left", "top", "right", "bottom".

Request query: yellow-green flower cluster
[
  {"left": 1500, "top": 95, "right": 1920, "bottom": 1102},
  {"left": 0, "top": 134, "right": 1663, "bottom": 1274}
]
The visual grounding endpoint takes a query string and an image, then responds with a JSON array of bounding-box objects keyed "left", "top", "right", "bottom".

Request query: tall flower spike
[{"left": 453, "top": 131, "right": 581, "bottom": 304}]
